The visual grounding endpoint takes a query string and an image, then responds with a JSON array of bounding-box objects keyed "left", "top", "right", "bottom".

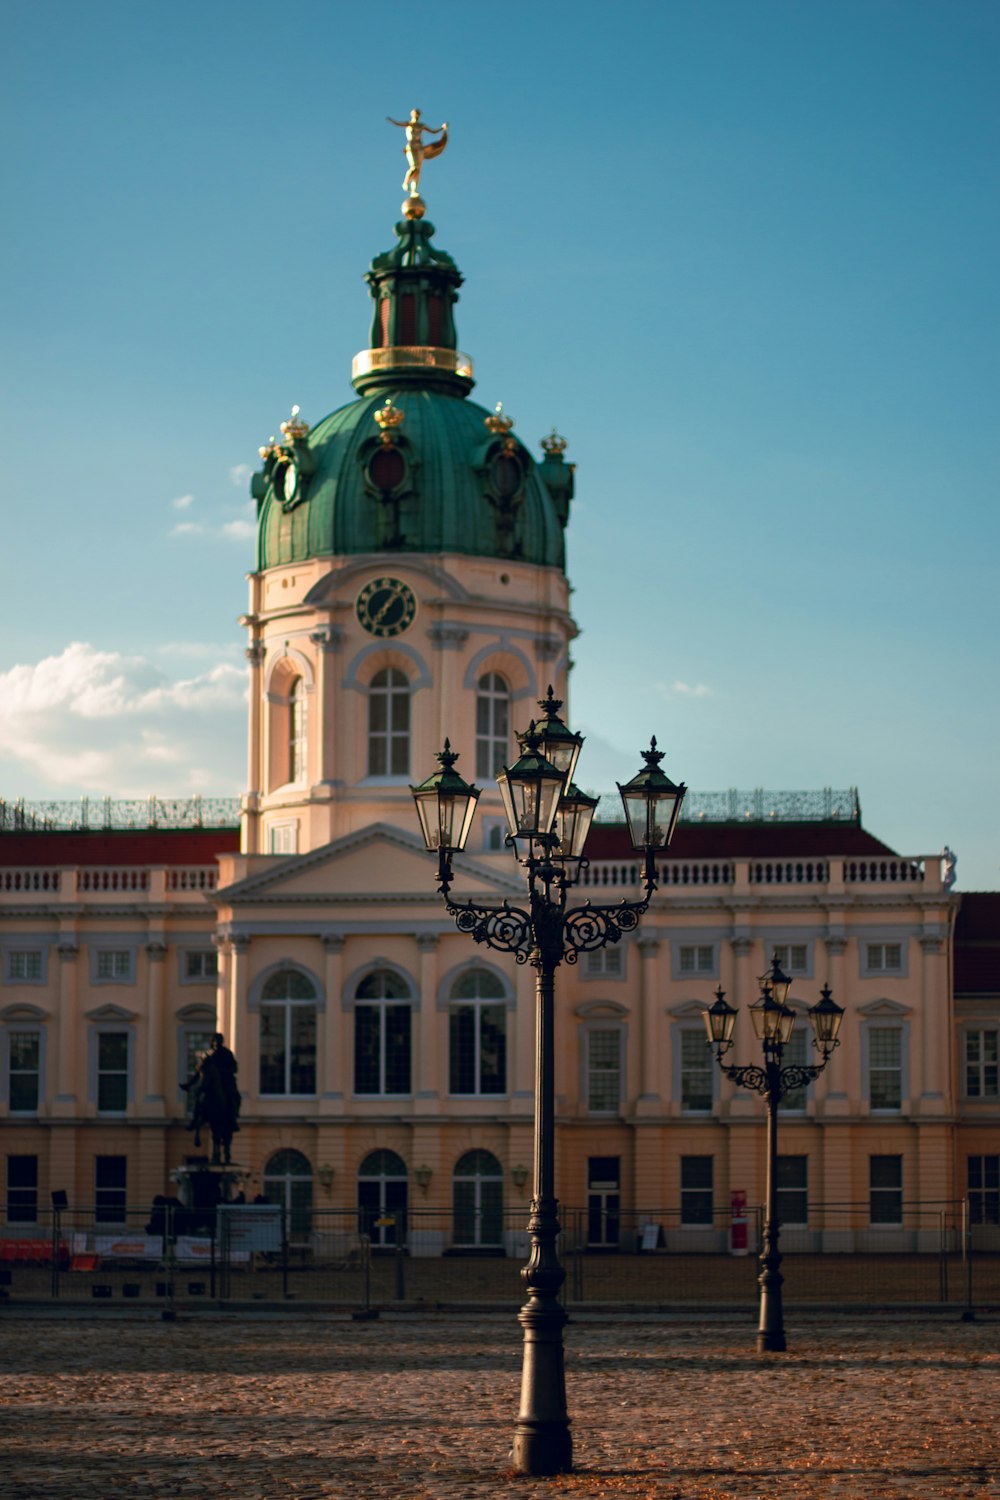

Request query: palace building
[{"left": 0, "top": 165, "right": 991, "bottom": 1252}]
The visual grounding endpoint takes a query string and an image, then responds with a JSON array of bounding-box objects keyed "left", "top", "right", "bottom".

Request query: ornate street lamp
[
  {"left": 412, "top": 700, "right": 686, "bottom": 1476},
  {"left": 703, "top": 956, "right": 844, "bottom": 1353}
]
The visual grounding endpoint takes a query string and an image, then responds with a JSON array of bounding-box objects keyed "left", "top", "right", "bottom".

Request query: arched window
[
  {"left": 449, "top": 969, "right": 506, "bottom": 1096},
  {"left": 259, "top": 969, "right": 317, "bottom": 1097},
  {"left": 476, "top": 672, "right": 510, "bottom": 779},
  {"left": 368, "top": 668, "right": 410, "bottom": 776},
  {"left": 453, "top": 1149, "right": 503, "bottom": 1247},
  {"left": 263, "top": 1148, "right": 313, "bottom": 1239},
  {"left": 289, "top": 676, "right": 307, "bottom": 783},
  {"left": 354, "top": 970, "right": 412, "bottom": 1095},
  {"left": 357, "top": 1148, "right": 407, "bottom": 1246}
]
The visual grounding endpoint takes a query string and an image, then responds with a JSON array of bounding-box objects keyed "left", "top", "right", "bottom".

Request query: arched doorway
[
  {"left": 262, "top": 1148, "right": 313, "bottom": 1240},
  {"left": 357, "top": 1149, "right": 408, "bottom": 1246},
  {"left": 453, "top": 1149, "right": 503, "bottom": 1248}
]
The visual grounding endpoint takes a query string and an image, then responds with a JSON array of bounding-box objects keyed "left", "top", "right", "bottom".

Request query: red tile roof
[
  {"left": 586, "top": 821, "right": 901, "bottom": 860},
  {"left": 954, "top": 892, "right": 1000, "bottom": 996},
  {"left": 0, "top": 829, "right": 240, "bottom": 866}
]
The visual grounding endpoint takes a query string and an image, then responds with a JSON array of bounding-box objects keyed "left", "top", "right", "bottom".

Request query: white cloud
[
  {"left": 221, "top": 518, "right": 257, "bottom": 541},
  {"left": 0, "top": 643, "right": 248, "bottom": 797},
  {"left": 171, "top": 493, "right": 196, "bottom": 511},
  {"left": 671, "top": 680, "right": 713, "bottom": 698},
  {"left": 229, "top": 463, "right": 253, "bottom": 487},
  {"left": 170, "top": 520, "right": 204, "bottom": 537}
]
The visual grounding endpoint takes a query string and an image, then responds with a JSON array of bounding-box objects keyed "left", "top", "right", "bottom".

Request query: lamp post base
[
  {"left": 511, "top": 1296, "right": 572, "bottom": 1475},
  {"left": 756, "top": 1327, "right": 787, "bottom": 1354}
]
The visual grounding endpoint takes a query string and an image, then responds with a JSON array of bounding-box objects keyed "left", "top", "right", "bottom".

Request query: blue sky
[{"left": 2, "top": 0, "right": 998, "bottom": 886}]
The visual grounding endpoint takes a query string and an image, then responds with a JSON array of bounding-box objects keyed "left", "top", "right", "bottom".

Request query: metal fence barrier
[{"left": 0, "top": 1201, "right": 996, "bottom": 1312}]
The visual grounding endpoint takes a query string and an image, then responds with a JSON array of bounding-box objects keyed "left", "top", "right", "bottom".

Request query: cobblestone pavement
[{"left": 1, "top": 1311, "right": 998, "bottom": 1500}]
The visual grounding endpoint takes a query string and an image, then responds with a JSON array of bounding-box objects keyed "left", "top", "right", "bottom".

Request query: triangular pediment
[
  {"left": 217, "top": 823, "right": 524, "bottom": 906},
  {"left": 858, "top": 998, "right": 912, "bottom": 1017}
]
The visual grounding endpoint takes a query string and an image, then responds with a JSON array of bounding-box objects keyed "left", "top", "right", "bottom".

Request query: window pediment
[
  {"left": 574, "top": 1000, "right": 628, "bottom": 1020},
  {"left": 0, "top": 1002, "right": 48, "bottom": 1022},
  {"left": 86, "top": 1003, "right": 138, "bottom": 1022},
  {"left": 859, "top": 998, "right": 912, "bottom": 1017}
]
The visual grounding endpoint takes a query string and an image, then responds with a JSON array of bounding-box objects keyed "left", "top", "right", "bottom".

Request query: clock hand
[{"left": 373, "top": 589, "right": 402, "bottom": 625}]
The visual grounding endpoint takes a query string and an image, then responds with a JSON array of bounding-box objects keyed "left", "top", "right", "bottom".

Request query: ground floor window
[
  {"left": 452, "top": 1150, "right": 503, "bottom": 1247},
  {"left": 587, "top": 1156, "right": 620, "bottom": 1247},
  {"left": 776, "top": 1155, "right": 808, "bottom": 1226},
  {"left": 869, "top": 1155, "right": 903, "bottom": 1225},
  {"left": 357, "top": 1150, "right": 408, "bottom": 1246},
  {"left": 968, "top": 1155, "right": 1000, "bottom": 1226},
  {"left": 680, "top": 1155, "right": 713, "bottom": 1225},
  {"left": 6, "top": 1154, "right": 38, "bottom": 1222},
  {"left": 95, "top": 1155, "right": 127, "bottom": 1224},
  {"left": 262, "top": 1149, "right": 313, "bottom": 1240}
]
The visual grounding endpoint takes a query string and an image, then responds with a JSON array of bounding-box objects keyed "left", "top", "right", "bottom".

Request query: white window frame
[
  {"left": 269, "top": 821, "right": 299, "bottom": 855},
  {"left": 3, "top": 1024, "right": 45, "bottom": 1113},
  {"left": 448, "top": 984, "right": 507, "bottom": 1097},
  {"left": 181, "top": 949, "right": 219, "bottom": 984},
  {"left": 768, "top": 942, "right": 810, "bottom": 977},
  {"left": 583, "top": 1025, "right": 624, "bottom": 1114},
  {"left": 778, "top": 1025, "right": 810, "bottom": 1113},
  {"left": 584, "top": 946, "right": 626, "bottom": 980},
  {"left": 680, "top": 1155, "right": 714, "bottom": 1226},
  {"left": 673, "top": 943, "right": 718, "bottom": 980},
  {"left": 289, "top": 675, "right": 308, "bottom": 784},
  {"left": 258, "top": 974, "right": 318, "bottom": 1098},
  {"left": 367, "top": 667, "right": 411, "bottom": 778},
  {"left": 963, "top": 1028, "right": 999, "bottom": 1099},
  {"left": 89, "top": 1025, "right": 134, "bottom": 1114},
  {"left": 862, "top": 940, "right": 906, "bottom": 978},
  {"left": 869, "top": 1154, "right": 903, "bottom": 1225},
  {"left": 863, "top": 1022, "right": 907, "bottom": 1112},
  {"left": 776, "top": 1154, "right": 809, "bottom": 1227},
  {"left": 674, "top": 1024, "right": 716, "bottom": 1114},
  {"left": 92, "top": 948, "right": 136, "bottom": 985},
  {"left": 475, "top": 671, "right": 510, "bottom": 781},
  {"left": 5, "top": 948, "right": 46, "bottom": 985}
]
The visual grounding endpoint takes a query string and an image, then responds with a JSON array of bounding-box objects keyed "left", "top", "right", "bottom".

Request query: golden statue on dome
[{"left": 387, "top": 108, "right": 448, "bottom": 219}]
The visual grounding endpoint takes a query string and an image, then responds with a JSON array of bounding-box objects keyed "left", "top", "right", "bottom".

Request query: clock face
[
  {"left": 278, "top": 460, "right": 298, "bottom": 506},
  {"left": 356, "top": 577, "right": 417, "bottom": 638}
]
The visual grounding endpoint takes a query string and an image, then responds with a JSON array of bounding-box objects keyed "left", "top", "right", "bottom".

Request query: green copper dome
[{"left": 252, "top": 215, "right": 573, "bottom": 572}]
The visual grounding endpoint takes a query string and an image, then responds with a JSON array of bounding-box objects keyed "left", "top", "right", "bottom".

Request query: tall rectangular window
[
  {"left": 6, "top": 1155, "right": 38, "bottom": 1223},
  {"left": 259, "top": 1003, "right": 316, "bottom": 1095},
  {"left": 448, "top": 1003, "right": 506, "bottom": 1095},
  {"left": 367, "top": 668, "right": 410, "bottom": 776},
  {"left": 778, "top": 1027, "right": 808, "bottom": 1112},
  {"left": 95, "top": 1156, "right": 127, "bottom": 1223},
  {"left": 475, "top": 672, "right": 510, "bottom": 780},
  {"left": 354, "top": 1003, "right": 411, "bottom": 1095},
  {"left": 869, "top": 1155, "right": 903, "bottom": 1225},
  {"left": 868, "top": 1027, "right": 902, "bottom": 1110},
  {"left": 776, "top": 1155, "right": 808, "bottom": 1225},
  {"left": 965, "top": 1031, "right": 999, "bottom": 1098},
  {"left": 97, "top": 1031, "right": 129, "bottom": 1112},
  {"left": 968, "top": 1156, "right": 1000, "bottom": 1226},
  {"left": 586, "top": 1029, "right": 622, "bottom": 1113},
  {"left": 587, "top": 1156, "right": 620, "bottom": 1247},
  {"left": 681, "top": 1156, "right": 713, "bottom": 1225},
  {"left": 680, "top": 1030, "right": 713, "bottom": 1111},
  {"left": 8, "top": 1030, "right": 41, "bottom": 1111}
]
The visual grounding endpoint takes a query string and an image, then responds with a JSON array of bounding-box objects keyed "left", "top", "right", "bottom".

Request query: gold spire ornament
[
  {"left": 541, "top": 429, "right": 568, "bottom": 456},
  {"left": 387, "top": 108, "right": 448, "bottom": 219}
]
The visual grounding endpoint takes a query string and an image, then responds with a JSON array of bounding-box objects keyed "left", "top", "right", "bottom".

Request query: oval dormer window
[
  {"left": 490, "top": 451, "right": 523, "bottom": 501},
  {"left": 367, "top": 445, "right": 407, "bottom": 494}
]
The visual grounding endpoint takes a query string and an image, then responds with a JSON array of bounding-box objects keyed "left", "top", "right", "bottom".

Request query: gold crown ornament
[
  {"left": 541, "top": 428, "right": 568, "bottom": 456},
  {"left": 280, "top": 405, "right": 310, "bottom": 443},
  {"left": 374, "top": 399, "right": 405, "bottom": 445},
  {"left": 484, "top": 402, "right": 515, "bottom": 436},
  {"left": 259, "top": 435, "right": 280, "bottom": 463}
]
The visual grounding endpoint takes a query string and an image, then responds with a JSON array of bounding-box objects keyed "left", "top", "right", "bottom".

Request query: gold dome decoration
[
  {"left": 280, "top": 405, "right": 310, "bottom": 443},
  {"left": 374, "top": 398, "right": 406, "bottom": 445},
  {"left": 485, "top": 402, "right": 515, "bottom": 436},
  {"left": 259, "top": 434, "right": 280, "bottom": 462},
  {"left": 541, "top": 428, "right": 568, "bottom": 456}
]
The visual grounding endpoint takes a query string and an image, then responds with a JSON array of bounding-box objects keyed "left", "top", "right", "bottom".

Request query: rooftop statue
[{"left": 387, "top": 108, "right": 448, "bottom": 217}]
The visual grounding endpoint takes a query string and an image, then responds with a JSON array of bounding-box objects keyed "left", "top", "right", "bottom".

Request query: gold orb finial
[
  {"left": 485, "top": 402, "right": 515, "bottom": 436},
  {"left": 541, "top": 428, "right": 568, "bottom": 456},
  {"left": 374, "top": 398, "right": 405, "bottom": 444}
]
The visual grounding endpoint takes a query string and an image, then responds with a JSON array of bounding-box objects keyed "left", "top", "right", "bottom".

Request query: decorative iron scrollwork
[
  {"left": 445, "top": 899, "right": 533, "bottom": 961},
  {"left": 721, "top": 1061, "right": 825, "bottom": 1101}
]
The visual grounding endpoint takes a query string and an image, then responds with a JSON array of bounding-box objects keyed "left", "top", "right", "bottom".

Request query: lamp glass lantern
[
  {"left": 759, "top": 955, "right": 793, "bottom": 1008},
  {"left": 553, "top": 782, "right": 599, "bottom": 862},
  {"left": 531, "top": 685, "right": 584, "bottom": 788},
  {"left": 749, "top": 984, "right": 796, "bottom": 1044},
  {"left": 704, "top": 987, "right": 738, "bottom": 1049},
  {"left": 496, "top": 723, "right": 566, "bottom": 842},
  {"left": 410, "top": 740, "right": 481, "bottom": 853},
  {"left": 617, "top": 737, "right": 687, "bottom": 851},
  {"left": 808, "top": 984, "right": 845, "bottom": 1050}
]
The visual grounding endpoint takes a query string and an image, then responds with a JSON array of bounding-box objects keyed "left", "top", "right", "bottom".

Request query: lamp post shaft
[
  {"left": 512, "top": 947, "right": 572, "bottom": 1476},
  {"left": 757, "top": 1068, "right": 786, "bottom": 1353}
]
